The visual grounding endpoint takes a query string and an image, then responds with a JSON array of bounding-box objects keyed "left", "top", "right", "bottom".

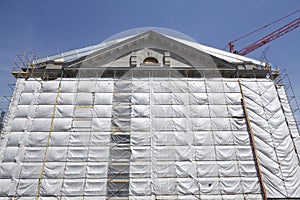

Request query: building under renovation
[{"left": 0, "top": 28, "right": 300, "bottom": 199}]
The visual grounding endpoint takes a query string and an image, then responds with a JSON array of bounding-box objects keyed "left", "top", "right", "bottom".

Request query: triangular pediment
[{"left": 67, "top": 30, "right": 235, "bottom": 70}]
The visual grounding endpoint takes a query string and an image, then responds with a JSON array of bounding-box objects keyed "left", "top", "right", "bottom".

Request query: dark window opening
[{"left": 143, "top": 57, "right": 158, "bottom": 64}]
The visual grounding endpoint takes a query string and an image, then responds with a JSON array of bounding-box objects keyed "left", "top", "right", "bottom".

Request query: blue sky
[{"left": 0, "top": 1, "right": 299, "bottom": 110}]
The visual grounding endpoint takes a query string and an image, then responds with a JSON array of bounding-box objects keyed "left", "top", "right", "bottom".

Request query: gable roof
[{"left": 33, "top": 28, "right": 267, "bottom": 67}]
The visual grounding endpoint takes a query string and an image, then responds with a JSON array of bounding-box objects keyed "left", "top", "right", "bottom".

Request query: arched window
[{"left": 143, "top": 57, "right": 158, "bottom": 64}]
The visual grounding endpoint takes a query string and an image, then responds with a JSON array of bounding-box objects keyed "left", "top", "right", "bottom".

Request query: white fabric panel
[
  {"left": 0, "top": 179, "right": 17, "bottom": 196},
  {"left": 34, "top": 105, "right": 53, "bottom": 118},
  {"left": 132, "top": 81, "right": 149, "bottom": 93},
  {"left": 131, "top": 105, "right": 150, "bottom": 117},
  {"left": 44, "top": 162, "right": 65, "bottom": 178},
  {"left": 41, "top": 81, "right": 59, "bottom": 92},
  {"left": 152, "top": 178, "right": 176, "bottom": 195},
  {"left": 20, "top": 163, "right": 42, "bottom": 178},
  {"left": 171, "top": 93, "right": 189, "bottom": 105},
  {"left": 130, "top": 178, "right": 151, "bottom": 195},
  {"left": 190, "top": 105, "right": 210, "bottom": 118},
  {"left": 198, "top": 177, "right": 220, "bottom": 194},
  {"left": 211, "top": 118, "right": 231, "bottom": 131},
  {"left": 16, "top": 105, "right": 31, "bottom": 117},
  {"left": 132, "top": 93, "right": 149, "bottom": 105},
  {"left": 130, "top": 132, "right": 151, "bottom": 146},
  {"left": 242, "top": 177, "right": 261, "bottom": 194},
  {"left": 17, "top": 179, "right": 38, "bottom": 196},
  {"left": 65, "top": 163, "right": 86, "bottom": 178},
  {"left": 176, "top": 161, "right": 197, "bottom": 178},
  {"left": 73, "top": 107, "right": 93, "bottom": 118},
  {"left": 31, "top": 119, "right": 51, "bottom": 132},
  {"left": 46, "top": 147, "right": 67, "bottom": 161},
  {"left": 233, "top": 131, "right": 250, "bottom": 145},
  {"left": 17, "top": 141, "right": 41, "bottom": 158},
  {"left": 24, "top": 147, "right": 45, "bottom": 162},
  {"left": 188, "top": 81, "right": 206, "bottom": 93},
  {"left": 0, "top": 163, "right": 21, "bottom": 179},
  {"left": 169, "top": 80, "right": 188, "bottom": 93},
  {"left": 153, "top": 93, "right": 171, "bottom": 104},
  {"left": 207, "top": 93, "right": 226, "bottom": 104},
  {"left": 67, "top": 147, "right": 88, "bottom": 162},
  {"left": 226, "top": 93, "right": 242, "bottom": 105},
  {"left": 84, "top": 179, "right": 107, "bottom": 195},
  {"left": 3, "top": 147, "right": 24, "bottom": 162},
  {"left": 94, "top": 105, "right": 111, "bottom": 117},
  {"left": 90, "top": 132, "right": 110, "bottom": 146},
  {"left": 92, "top": 118, "right": 111, "bottom": 131},
  {"left": 94, "top": 93, "right": 113, "bottom": 105},
  {"left": 50, "top": 132, "right": 69, "bottom": 146},
  {"left": 216, "top": 146, "right": 236, "bottom": 160},
  {"left": 77, "top": 80, "right": 96, "bottom": 92},
  {"left": 7, "top": 132, "right": 28, "bottom": 146},
  {"left": 239, "top": 161, "right": 257, "bottom": 177},
  {"left": 206, "top": 80, "right": 224, "bottom": 93},
  {"left": 130, "top": 162, "right": 151, "bottom": 178},
  {"left": 61, "top": 179, "right": 85, "bottom": 196},
  {"left": 19, "top": 93, "right": 39, "bottom": 105},
  {"left": 37, "top": 93, "right": 57, "bottom": 105},
  {"left": 214, "top": 131, "right": 234, "bottom": 145},
  {"left": 23, "top": 80, "right": 41, "bottom": 93},
  {"left": 131, "top": 147, "right": 150, "bottom": 161},
  {"left": 194, "top": 131, "right": 214, "bottom": 145},
  {"left": 60, "top": 80, "right": 76, "bottom": 92},
  {"left": 176, "top": 146, "right": 194, "bottom": 161},
  {"left": 152, "top": 81, "right": 170, "bottom": 92},
  {"left": 223, "top": 81, "right": 240, "bottom": 93},
  {"left": 132, "top": 118, "right": 150, "bottom": 131},
  {"left": 58, "top": 93, "right": 74, "bottom": 105},
  {"left": 53, "top": 118, "right": 72, "bottom": 131},
  {"left": 56, "top": 105, "right": 73, "bottom": 118},
  {"left": 75, "top": 93, "right": 93, "bottom": 105},
  {"left": 177, "top": 178, "right": 199, "bottom": 195},
  {"left": 96, "top": 81, "right": 114, "bottom": 92},
  {"left": 86, "top": 162, "right": 108, "bottom": 178},
  {"left": 40, "top": 179, "right": 62, "bottom": 196},
  {"left": 192, "top": 118, "right": 211, "bottom": 131},
  {"left": 190, "top": 93, "right": 208, "bottom": 105},
  {"left": 210, "top": 105, "right": 228, "bottom": 117},
  {"left": 88, "top": 147, "right": 109, "bottom": 162},
  {"left": 11, "top": 118, "right": 27, "bottom": 132},
  {"left": 277, "top": 85, "right": 299, "bottom": 137},
  {"left": 153, "top": 132, "right": 175, "bottom": 146},
  {"left": 220, "top": 177, "right": 242, "bottom": 194},
  {"left": 195, "top": 146, "right": 215, "bottom": 161},
  {"left": 153, "top": 162, "right": 176, "bottom": 178},
  {"left": 218, "top": 161, "right": 239, "bottom": 176},
  {"left": 175, "top": 131, "right": 194, "bottom": 145}
]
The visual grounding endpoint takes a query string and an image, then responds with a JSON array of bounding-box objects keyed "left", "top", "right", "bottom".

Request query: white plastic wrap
[{"left": 1, "top": 77, "right": 299, "bottom": 199}]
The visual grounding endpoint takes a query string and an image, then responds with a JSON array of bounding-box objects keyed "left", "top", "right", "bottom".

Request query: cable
[{"left": 230, "top": 9, "right": 299, "bottom": 43}]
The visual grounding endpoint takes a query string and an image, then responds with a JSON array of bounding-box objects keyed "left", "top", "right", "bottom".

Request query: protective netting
[{"left": 0, "top": 77, "right": 299, "bottom": 199}]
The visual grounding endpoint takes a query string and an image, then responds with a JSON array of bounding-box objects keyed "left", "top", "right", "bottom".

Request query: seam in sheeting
[
  {"left": 35, "top": 79, "right": 62, "bottom": 199},
  {"left": 238, "top": 80, "right": 267, "bottom": 200}
]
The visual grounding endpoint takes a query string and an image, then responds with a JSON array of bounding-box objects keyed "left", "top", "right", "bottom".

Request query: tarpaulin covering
[{"left": 0, "top": 77, "right": 299, "bottom": 199}]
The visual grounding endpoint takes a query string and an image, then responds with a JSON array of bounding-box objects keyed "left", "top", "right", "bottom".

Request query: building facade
[{"left": 0, "top": 28, "right": 300, "bottom": 199}]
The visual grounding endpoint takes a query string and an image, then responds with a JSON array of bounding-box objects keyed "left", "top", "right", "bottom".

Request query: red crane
[{"left": 229, "top": 10, "right": 300, "bottom": 56}]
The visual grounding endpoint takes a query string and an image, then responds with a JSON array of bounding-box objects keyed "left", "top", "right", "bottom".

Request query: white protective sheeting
[
  {"left": 240, "top": 79, "right": 300, "bottom": 198},
  {"left": 0, "top": 77, "right": 299, "bottom": 199}
]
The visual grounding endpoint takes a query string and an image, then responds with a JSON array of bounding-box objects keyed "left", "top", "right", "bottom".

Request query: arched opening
[{"left": 143, "top": 57, "right": 158, "bottom": 64}]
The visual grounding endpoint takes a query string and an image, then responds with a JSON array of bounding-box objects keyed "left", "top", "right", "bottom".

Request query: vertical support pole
[
  {"left": 238, "top": 80, "right": 267, "bottom": 200},
  {"left": 35, "top": 80, "right": 62, "bottom": 200}
]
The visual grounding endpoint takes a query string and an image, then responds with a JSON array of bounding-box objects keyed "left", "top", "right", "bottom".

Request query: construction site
[{"left": 0, "top": 12, "right": 299, "bottom": 200}]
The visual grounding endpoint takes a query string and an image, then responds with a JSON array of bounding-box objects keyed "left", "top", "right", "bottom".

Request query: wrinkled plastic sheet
[{"left": 1, "top": 78, "right": 299, "bottom": 199}]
